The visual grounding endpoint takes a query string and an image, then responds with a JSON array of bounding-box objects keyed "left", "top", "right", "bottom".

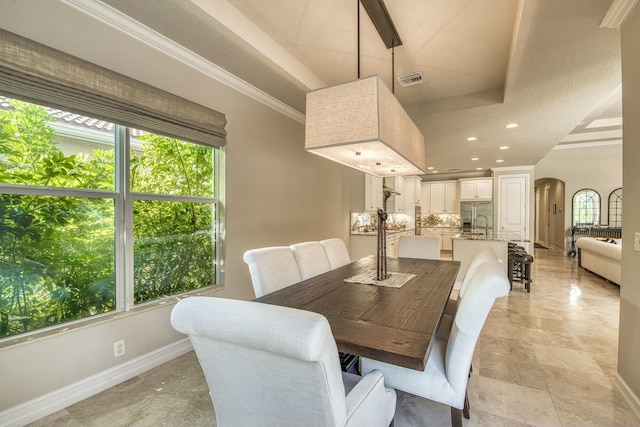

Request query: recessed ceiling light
[
  {"left": 499, "top": 146, "right": 510, "bottom": 150},
  {"left": 471, "top": 157, "right": 479, "bottom": 161},
  {"left": 466, "top": 136, "right": 478, "bottom": 141},
  {"left": 476, "top": 167, "right": 483, "bottom": 170},
  {"left": 427, "top": 166, "right": 434, "bottom": 170},
  {"left": 432, "top": 170, "right": 438, "bottom": 173},
  {"left": 496, "top": 159, "right": 504, "bottom": 163},
  {"left": 505, "top": 123, "right": 518, "bottom": 129}
]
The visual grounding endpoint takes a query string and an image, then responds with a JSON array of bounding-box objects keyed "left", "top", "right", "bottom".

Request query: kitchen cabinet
[
  {"left": 384, "top": 176, "right": 406, "bottom": 213},
  {"left": 365, "top": 174, "right": 383, "bottom": 212},
  {"left": 441, "top": 229, "right": 458, "bottom": 251},
  {"left": 460, "top": 178, "right": 492, "bottom": 200},
  {"left": 403, "top": 176, "right": 422, "bottom": 212},
  {"left": 421, "top": 227, "right": 458, "bottom": 251},
  {"left": 423, "top": 181, "right": 460, "bottom": 213},
  {"left": 421, "top": 183, "right": 431, "bottom": 212}
]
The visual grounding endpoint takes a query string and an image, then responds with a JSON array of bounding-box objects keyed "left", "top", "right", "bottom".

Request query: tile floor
[{"left": 28, "top": 247, "right": 638, "bottom": 427}]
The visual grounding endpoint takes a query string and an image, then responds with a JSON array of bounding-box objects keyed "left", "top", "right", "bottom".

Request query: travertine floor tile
[
  {"left": 477, "top": 377, "right": 561, "bottom": 427},
  {"left": 26, "top": 248, "right": 639, "bottom": 427}
]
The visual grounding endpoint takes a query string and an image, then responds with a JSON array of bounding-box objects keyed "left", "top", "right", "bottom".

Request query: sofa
[{"left": 576, "top": 237, "right": 622, "bottom": 285}]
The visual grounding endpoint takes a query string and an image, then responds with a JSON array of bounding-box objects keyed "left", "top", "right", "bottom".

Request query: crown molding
[
  {"left": 61, "top": 0, "right": 306, "bottom": 124},
  {"left": 491, "top": 165, "right": 534, "bottom": 172},
  {"left": 601, "top": 0, "right": 640, "bottom": 28},
  {"left": 553, "top": 140, "right": 622, "bottom": 150}
]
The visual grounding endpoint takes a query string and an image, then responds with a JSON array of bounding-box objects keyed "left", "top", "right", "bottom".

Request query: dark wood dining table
[{"left": 255, "top": 255, "right": 460, "bottom": 371}]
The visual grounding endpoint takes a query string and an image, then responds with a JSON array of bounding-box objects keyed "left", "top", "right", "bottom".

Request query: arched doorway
[{"left": 534, "top": 178, "right": 565, "bottom": 251}]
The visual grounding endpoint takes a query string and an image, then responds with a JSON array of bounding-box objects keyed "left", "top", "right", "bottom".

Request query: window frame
[
  {"left": 571, "top": 188, "right": 601, "bottom": 228},
  {"left": 608, "top": 187, "right": 623, "bottom": 228},
  {"left": 1, "top": 97, "right": 223, "bottom": 339}
]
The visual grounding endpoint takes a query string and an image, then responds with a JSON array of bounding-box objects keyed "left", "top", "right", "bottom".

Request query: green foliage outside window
[{"left": 0, "top": 99, "right": 217, "bottom": 337}]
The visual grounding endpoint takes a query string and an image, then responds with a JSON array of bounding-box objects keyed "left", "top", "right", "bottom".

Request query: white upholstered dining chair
[
  {"left": 437, "top": 247, "right": 499, "bottom": 341},
  {"left": 360, "top": 259, "right": 509, "bottom": 427},
  {"left": 171, "top": 297, "right": 397, "bottom": 427},
  {"left": 290, "top": 241, "right": 332, "bottom": 279},
  {"left": 320, "top": 238, "right": 352, "bottom": 269},
  {"left": 397, "top": 235, "right": 441, "bottom": 259},
  {"left": 243, "top": 246, "right": 302, "bottom": 298},
  {"left": 448, "top": 247, "right": 498, "bottom": 314}
]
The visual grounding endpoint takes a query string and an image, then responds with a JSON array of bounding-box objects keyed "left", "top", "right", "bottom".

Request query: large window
[
  {"left": 608, "top": 188, "right": 622, "bottom": 228},
  {"left": 572, "top": 189, "right": 600, "bottom": 228},
  {"left": 0, "top": 97, "right": 219, "bottom": 338}
]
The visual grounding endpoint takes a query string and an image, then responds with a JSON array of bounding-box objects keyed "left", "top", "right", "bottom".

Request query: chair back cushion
[
  {"left": 397, "top": 235, "right": 441, "bottom": 259},
  {"left": 320, "top": 238, "right": 351, "bottom": 269},
  {"left": 291, "top": 241, "right": 332, "bottom": 279},
  {"left": 445, "top": 260, "right": 509, "bottom": 395},
  {"left": 243, "top": 246, "right": 302, "bottom": 298},
  {"left": 171, "top": 297, "right": 347, "bottom": 427},
  {"left": 459, "top": 247, "right": 498, "bottom": 299}
]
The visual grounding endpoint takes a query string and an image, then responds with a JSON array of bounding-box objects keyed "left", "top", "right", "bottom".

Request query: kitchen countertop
[
  {"left": 422, "top": 226, "right": 461, "bottom": 229},
  {"left": 352, "top": 228, "right": 415, "bottom": 236},
  {"left": 453, "top": 231, "right": 530, "bottom": 242}
]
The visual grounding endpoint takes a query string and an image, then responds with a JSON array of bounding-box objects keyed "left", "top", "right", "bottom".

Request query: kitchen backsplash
[
  {"left": 422, "top": 213, "right": 460, "bottom": 228},
  {"left": 351, "top": 212, "right": 413, "bottom": 234}
]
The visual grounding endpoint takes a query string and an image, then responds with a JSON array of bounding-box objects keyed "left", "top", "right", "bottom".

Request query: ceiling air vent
[{"left": 397, "top": 71, "right": 424, "bottom": 87}]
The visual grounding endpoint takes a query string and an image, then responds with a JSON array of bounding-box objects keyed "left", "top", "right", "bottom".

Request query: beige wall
[
  {"left": 619, "top": 2, "right": 640, "bottom": 402},
  {"left": 0, "top": 2, "right": 352, "bottom": 413}
]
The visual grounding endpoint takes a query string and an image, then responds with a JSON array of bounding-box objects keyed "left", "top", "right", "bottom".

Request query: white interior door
[{"left": 498, "top": 175, "right": 529, "bottom": 241}]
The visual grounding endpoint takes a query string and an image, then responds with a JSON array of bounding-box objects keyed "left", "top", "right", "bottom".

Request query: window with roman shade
[{"left": 0, "top": 29, "right": 227, "bottom": 339}]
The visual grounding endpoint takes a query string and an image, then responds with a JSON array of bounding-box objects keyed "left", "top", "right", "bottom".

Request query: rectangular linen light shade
[{"left": 305, "top": 74, "right": 426, "bottom": 177}]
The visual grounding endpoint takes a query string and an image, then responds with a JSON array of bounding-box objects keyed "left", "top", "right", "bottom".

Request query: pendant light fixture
[{"left": 304, "top": 0, "right": 426, "bottom": 178}]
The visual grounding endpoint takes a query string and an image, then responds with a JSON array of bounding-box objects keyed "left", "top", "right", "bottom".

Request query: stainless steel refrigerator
[{"left": 460, "top": 201, "right": 493, "bottom": 232}]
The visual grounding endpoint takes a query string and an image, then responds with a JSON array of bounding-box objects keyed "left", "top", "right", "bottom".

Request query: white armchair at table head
[
  {"left": 360, "top": 259, "right": 509, "bottom": 427},
  {"left": 171, "top": 297, "right": 397, "bottom": 427}
]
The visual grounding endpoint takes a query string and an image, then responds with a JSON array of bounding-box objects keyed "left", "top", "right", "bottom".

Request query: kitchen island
[{"left": 452, "top": 232, "right": 509, "bottom": 281}]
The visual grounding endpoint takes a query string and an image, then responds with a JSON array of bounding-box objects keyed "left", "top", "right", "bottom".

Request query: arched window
[
  {"left": 608, "top": 188, "right": 623, "bottom": 228},
  {"left": 572, "top": 189, "right": 600, "bottom": 227}
]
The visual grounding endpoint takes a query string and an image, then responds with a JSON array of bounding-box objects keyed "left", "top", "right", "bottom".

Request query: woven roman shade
[{"left": 0, "top": 29, "right": 226, "bottom": 147}]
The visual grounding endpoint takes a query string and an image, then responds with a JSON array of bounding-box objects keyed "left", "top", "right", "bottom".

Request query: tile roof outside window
[{"left": 0, "top": 96, "right": 144, "bottom": 137}]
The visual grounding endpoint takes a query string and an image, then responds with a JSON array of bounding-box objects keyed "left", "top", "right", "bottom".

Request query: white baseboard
[
  {"left": 615, "top": 372, "right": 640, "bottom": 423},
  {"left": 0, "top": 338, "right": 193, "bottom": 427}
]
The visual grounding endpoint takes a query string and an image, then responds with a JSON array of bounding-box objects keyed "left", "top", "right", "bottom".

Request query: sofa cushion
[{"left": 576, "top": 237, "right": 622, "bottom": 261}]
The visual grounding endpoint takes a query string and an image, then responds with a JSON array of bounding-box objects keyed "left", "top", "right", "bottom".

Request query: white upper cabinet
[
  {"left": 384, "top": 176, "right": 406, "bottom": 213},
  {"left": 429, "top": 182, "right": 446, "bottom": 213},
  {"left": 423, "top": 181, "right": 460, "bottom": 213},
  {"left": 460, "top": 178, "right": 493, "bottom": 200},
  {"left": 421, "top": 182, "right": 431, "bottom": 212},
  {"left": 365, "top": 174, "right": 383, "bottom": 212},
  {"left": 413, "top": 176, "right": 422, "bottom": 205},
  {"left": 403, "top": 176, "right": 422, "bottom": 212}
]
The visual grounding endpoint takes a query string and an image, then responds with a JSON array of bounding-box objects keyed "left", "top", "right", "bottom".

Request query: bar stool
[
  {"left": 512, "top": 252, "right": 534, "bottom": 292},
  {"left": 507, "top": 244, "right": 526, "bottom": 290}
]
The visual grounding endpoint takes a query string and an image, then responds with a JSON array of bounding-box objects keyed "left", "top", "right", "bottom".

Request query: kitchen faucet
[{"left": 475, "top": 215, "right": 489, "bottom": 238}]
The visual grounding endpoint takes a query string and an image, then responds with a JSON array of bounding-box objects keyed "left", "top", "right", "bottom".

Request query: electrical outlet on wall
[
  {"left": 113, "top": 339, "right": 125, "bottom": 358},
  {"left": 634, "top": 232, "right": 640, "bottom": 252}
]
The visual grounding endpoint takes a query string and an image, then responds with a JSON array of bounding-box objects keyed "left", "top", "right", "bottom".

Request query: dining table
[{"left": 255, "top": 255, "right": 460, "bottom": 371}]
